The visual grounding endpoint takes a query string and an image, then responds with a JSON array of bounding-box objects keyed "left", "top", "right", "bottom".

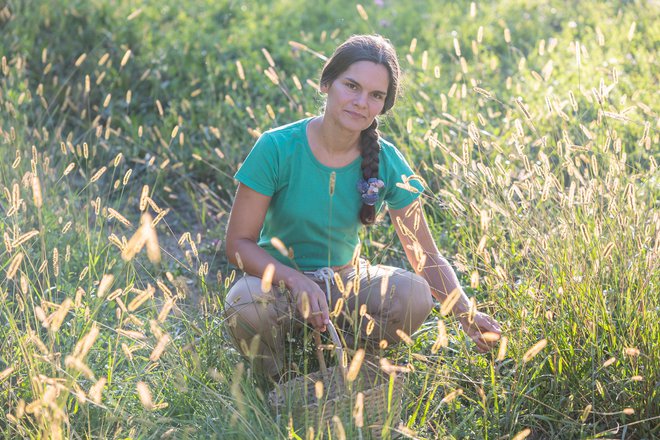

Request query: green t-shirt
[{"left": 234, "top": 117, "right": 423, "bottom": 271}]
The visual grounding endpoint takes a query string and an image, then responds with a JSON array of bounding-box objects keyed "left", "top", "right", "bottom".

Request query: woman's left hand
[{"left": 459, "top": 312, "right": 502, "bottom": 353}]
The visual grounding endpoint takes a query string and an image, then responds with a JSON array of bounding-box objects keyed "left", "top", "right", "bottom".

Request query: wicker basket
[{"left": 268, "top": 322, "right": 404, "bottom": 439}]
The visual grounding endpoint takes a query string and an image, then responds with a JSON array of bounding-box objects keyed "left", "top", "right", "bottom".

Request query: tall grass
[{"left": 1, "top": 0, "right": 658, "bottom": 438}]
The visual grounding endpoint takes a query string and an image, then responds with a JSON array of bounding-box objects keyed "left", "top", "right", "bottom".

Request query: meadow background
[{"left": 1, "top": 0, "right": 658, "bottom": 438}]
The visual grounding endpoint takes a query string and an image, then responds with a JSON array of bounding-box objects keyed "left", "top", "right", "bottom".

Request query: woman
[{"left": 224, "top": 34, "right": 501, "bottom": 383}]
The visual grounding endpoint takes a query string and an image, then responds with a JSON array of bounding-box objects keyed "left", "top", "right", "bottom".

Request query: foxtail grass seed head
[
  {"left": 396, "top": 328, "right": 413, "bottom": 345},
  {"left": 97, "top": 274, "right": 115, "bottom": 298},
  {"left": 136, "top": 381, "right": 154, "bottom": 410},
  {"left": 603, "top": 357, "right": 616, "bottom": 368},
  {"left": 580, "top": 404, "right": 592, "bottom": 422},
  {"left": 441, "top": 388, "right": 463, "bottom": 404},
  {"left": 7, "top": 252, "right": 24, "bottom": 279},
  {"left": 107, "top": 208, "right": 131, "bottom": 227},
  {"left": 270, "top": 237, "right": 288, "bottom": 257},
  {"left": 512, "top": 428, "right": 532, "bottom": 440},
  {"left": 624, "top": 347, "right": 640, "bottom": 357},
  {"left": 331, "top": 297, "right": 344, "bottom": 318},
  {"left": 366, "top": 318, "right": 375, "bottom": 335},
  {"left": 356, "top": 4, "right": 368, "bottom": 20},
  {"left": 49, "top": 298, "right": 73, "bottom": 333},
  {"left": 87, "top": 377, "right": 108, "bottom": 405},
  {"left": 31, "top": 175, "right": 42, "bottom": 208},
  {"left": 353, "top": 392, "right": 365, "bottom": 427},
  {"left": 522, "top": 338, "right": 547, "bottom": 363},
  {"left": 122, "top": 169, "right": 132, "bottom": 185},
  {"left": 122, "top": 344, "right": 134, "bottom": 360},
  {"left": 453, "top": 38, "right": 461, "bottom": 57},
  {"left": 431, "top": 320, "right": 448, "bottom": 353},
  {"left": 440, "top": 288, "right": 462, "bottom": 316},
  {"left": 140, "top": 185, "right": 149, "bottom": 211},
  {"left": 300, "top": 291, "right": 311, "bottom": 319},
  {"left": 150, "top": 334, "right": 171, "bottom": 361},
  {"left": 623, "top": 408, "right": 635, "bottom": 415},
  {"left": 13, "top": 230, "right": 39, "bottom": 247},
  {"left": 261, "top": 263, "right": 275, "bottom": 293},
  {"left": 90, "top": 166, "right": 107, "bottom": 183},
  {"left": 497, "top": 336, "right": 509, "bottom": 361},
  {"left": 122, "top": 224, "right": 148, "bottom": 261},
  {"left": 120, "top": 49, "right": 131, "bottom": 68},
  {"left": 346, "top": 348, "right": 365, "bottom": 382},
  {"left": 64, "top": 355, "right": 95, "bottom": 380},
  {"left": 73, "top": 324, "right": 99, "bottom": 359},
  {"left": 627, "top": 21, "right": 636, "bottom": 41},
  {"left": 0, "top": 367, "right": 14, "bottom": 383},
  {"left": 315, "top": 380, "right": 324, "bottom": 399}
]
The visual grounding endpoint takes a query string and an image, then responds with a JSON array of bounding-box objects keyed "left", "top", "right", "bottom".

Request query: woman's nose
[{"left": 354, "top": 92, "right": 368, "bottom": 107}]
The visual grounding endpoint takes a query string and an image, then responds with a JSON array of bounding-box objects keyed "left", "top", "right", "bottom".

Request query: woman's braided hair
[{"left": 320, "top": 35, "right": 401, "bottom": 225}]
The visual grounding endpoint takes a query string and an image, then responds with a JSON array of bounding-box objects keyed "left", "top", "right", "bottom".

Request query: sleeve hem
[{"left": 235, "top": 174, "right": 274, "bottom": 197}]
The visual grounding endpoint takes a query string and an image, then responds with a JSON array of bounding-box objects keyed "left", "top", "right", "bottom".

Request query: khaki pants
[{"left": 223, "top": 261, "right": 434, "bottom": 379}]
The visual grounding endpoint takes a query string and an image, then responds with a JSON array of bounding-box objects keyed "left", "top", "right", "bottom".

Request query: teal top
[{"left": 234, "top": 117, "right": 424, "bottom": 271}]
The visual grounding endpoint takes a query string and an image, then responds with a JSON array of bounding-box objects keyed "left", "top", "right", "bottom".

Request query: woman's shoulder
[
  {"left": 378, "top": 136, "right": 409, "bottom": 163},
  {"left": 261, "top": 117, "right": 312, "bottom": 144}
]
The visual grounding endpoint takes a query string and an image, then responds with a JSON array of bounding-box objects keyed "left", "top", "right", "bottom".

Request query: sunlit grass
[{"left": 1, "top": 0, "right": 658, "bottom": 439}]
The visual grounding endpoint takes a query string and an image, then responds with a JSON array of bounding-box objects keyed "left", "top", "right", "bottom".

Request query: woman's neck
[{"left": 312, "top": 115, "right": 360, "bottom": 155}]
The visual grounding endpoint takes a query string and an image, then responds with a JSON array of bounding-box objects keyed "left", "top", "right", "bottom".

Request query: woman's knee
[
  {"left": 223, "top": 276, "right": 278, "bottom": 341},
  {"left": 388, "top": 270, "right": 433, "bottom": 327}
]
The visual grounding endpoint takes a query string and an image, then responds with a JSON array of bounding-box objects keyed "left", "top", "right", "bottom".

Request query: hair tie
[{"left": 357, "top": 178, "right": 384, "bottom": 206}]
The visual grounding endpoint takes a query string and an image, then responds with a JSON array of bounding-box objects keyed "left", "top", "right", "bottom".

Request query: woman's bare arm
[
  {"left": 225, "top": 183, "right": 329, "bottom": 330},
  {"left": 389, "top": 198, "right": 501, "bottom": 351}
]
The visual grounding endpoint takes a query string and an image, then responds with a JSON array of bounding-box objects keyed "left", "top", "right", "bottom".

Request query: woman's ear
[{"left": 319, "top": 81, "right": 329, "bottom": 94}]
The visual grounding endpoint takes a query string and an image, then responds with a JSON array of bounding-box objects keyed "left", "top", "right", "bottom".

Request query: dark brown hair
[{"left": 320, "top": 35, "right": 401, "bottom": 225}]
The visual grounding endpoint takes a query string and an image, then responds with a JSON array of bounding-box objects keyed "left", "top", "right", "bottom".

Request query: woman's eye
[{"left": 346, "top": 82, "right": 357, "bottom": 90}]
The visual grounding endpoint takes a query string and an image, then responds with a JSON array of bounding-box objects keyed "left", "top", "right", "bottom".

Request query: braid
[{"left": 359, "top": 119, "right": 381, "bottom": 225}]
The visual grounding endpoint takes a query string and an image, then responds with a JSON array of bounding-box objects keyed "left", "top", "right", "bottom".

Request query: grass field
[{"left": 1, "top": 0, "right": 658, "bottom": 438}]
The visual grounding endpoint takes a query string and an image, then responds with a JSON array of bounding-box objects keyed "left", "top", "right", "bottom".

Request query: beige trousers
[{"left": 223, "top": 261, "right": 434, "bottom": 379}]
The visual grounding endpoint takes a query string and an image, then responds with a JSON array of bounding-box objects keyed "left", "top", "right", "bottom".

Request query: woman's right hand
[{"left": 287, "top": 273, "right": 330, "bottom": 332}]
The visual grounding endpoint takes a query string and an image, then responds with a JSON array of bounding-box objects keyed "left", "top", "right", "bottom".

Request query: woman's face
[{"left": 321, "top": 60, "right": 390, "bottom": 134}]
